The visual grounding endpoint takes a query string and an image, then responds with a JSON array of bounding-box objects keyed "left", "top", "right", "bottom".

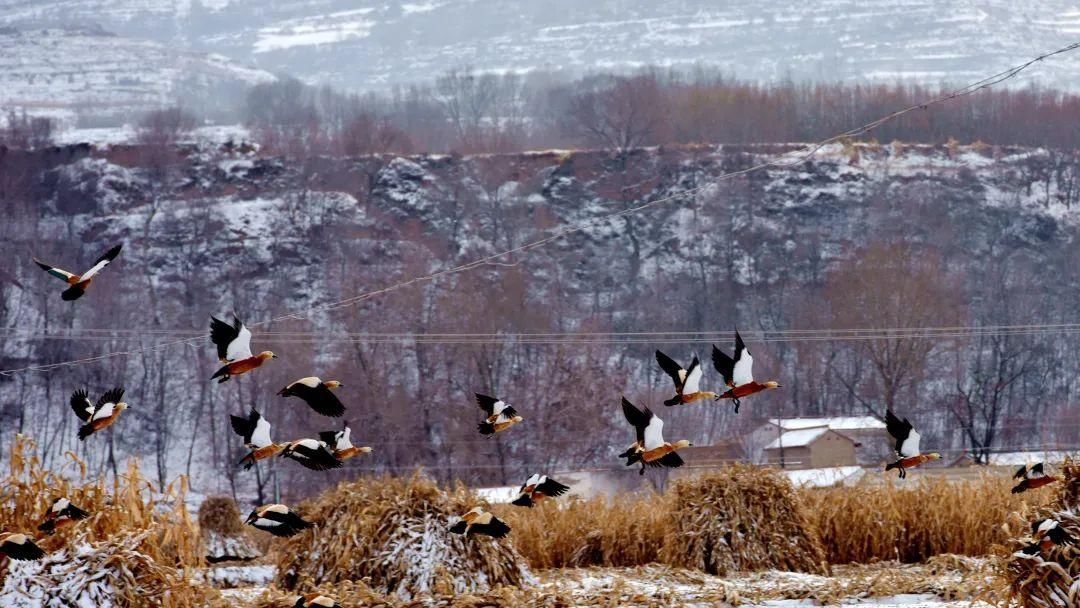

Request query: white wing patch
[
  {"left": 682, "top": 363, "right": 702, "bottom": 394},
  {"left": 91, "top": 402, "right": 115, "bottom": 422},
  {"left": 491, "top": 400, "right": 508, "bottom": 416},
  {"left": 643, "top": 415, "right": 665, "bottom": 451},
  {"left": 226, "top": 324, "right": 254, "bottom": 361},
  {"left": 899, "top": 429, "right": 922, "bottom": 457},
  {"left": 336, "top": 427, "right": 353, "bottom": 451},
  {"left": 255, "top": 517, "right": 282, "bottom": 527},
  {"left": 295, "top": 377, "right": 320, "bottom": 388},
  {"left": 732, "top": 349, "right": 755, "bottom": 387},
  {"left": 52, "top": 498, "right": 69, "bottom": 513},
  {"left": 80, "top": 258, "right": 111, "bottom": 281},
  {"left": 251, "top": 416, "right": 273, "bottom": 448}
]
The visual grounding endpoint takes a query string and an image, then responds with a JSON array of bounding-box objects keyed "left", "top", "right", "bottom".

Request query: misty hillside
[
  {"left": 0, "top": 25, "right": 274, "bottom": 126},
  {"left": 2, "top": 1, "right": 1080, "bottom": 94},
  {"left": 2, "top": 140, "right": 1079, "bottom": 497}
]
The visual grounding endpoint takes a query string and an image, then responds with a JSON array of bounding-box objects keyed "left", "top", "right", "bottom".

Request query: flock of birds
[{"left": 0, "top": 243, "right": 1071, "bottom": 606}]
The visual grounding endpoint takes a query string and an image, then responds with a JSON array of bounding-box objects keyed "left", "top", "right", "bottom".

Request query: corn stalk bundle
[
  {"left": 273, "top": 474, "right": 533, "bottom": 600},
  {"left": 0, "top": 435, "right": 202, "bottom": 568},
  {"left": 0, "top": 527, "right": 224, "bottom": 608},
  {"left": 199, "top": 495, "right": 260, "bottom": 563},
  {"left": 1001, "top": 458, "right": 1080, "bottom": 608},
  {"left": 658, "top": 464, "right": 827, "bottom": 576}
]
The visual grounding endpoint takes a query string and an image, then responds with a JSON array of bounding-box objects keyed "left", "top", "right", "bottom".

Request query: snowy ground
[{"left": 208, "top": 560, "right": 996, "bottom": 608}]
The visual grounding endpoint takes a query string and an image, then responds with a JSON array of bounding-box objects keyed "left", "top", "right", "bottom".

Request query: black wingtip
[
  {"left": 477, "top": 421, "right": 495, "bottom": 436},
  {"left": 511, "top": 495, "right": 534, "bottom": 508}
]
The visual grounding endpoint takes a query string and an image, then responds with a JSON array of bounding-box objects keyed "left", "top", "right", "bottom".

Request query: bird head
[
  {"left": 325, "top": 380, "right": 343, "bottom": 389},
  {"left": 259, "top": 351, "right": 277, "bottom": 360},
  {"left": 358, "top": 446, "right": 373, "bottom": 454},
  {"left": 674, "top": 439, "right": 693, "bottom": 449},
  {"left": 927, "top": 452, "right": 943, "bottom": 461},
  {"left": 764, "top": 381, "right": 781, "bottom": 389},
  {"left": 117, "top": 402, "right": 129, "bottom": 411},
  {"left": 511, "top": 415, "right": 524, "bottom": 423}
]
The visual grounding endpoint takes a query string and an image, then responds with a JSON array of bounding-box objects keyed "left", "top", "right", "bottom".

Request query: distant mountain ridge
[{"left": 1, "top": 0, "right": 1080, "bottom": 94}]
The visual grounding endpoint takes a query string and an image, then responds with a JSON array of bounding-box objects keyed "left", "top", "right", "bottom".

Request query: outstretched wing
[
  {"left": 70, "top": 389, "right": 95, "bottom": 422},
  {"left": 642, "top": 407, "right": 664, "bottom": 451},
  {"left": 621, "top": 397, "right": 649, "bottom": 444},
  {"left": 1028, "top": 463, "right": 1046, "bottom": 479},
  {"left": 731, "top": 330, "right": 755, "bottom": 386},
  {"left": 230, "top": 409, "right": 256, "bottom": 443},
  {"left": 210, "top": 316, "right": 252, "bottom": 361},
  {"left": 711, "top": 345, "right": 735, "bottom": 387},
  {"left": 537, "top": 477, "right": 570, "bottom": 498},
  {"left": 655, "top": 350, "right": 685, "bottom": 388},
  {"left": 886, "top": 410, "right": 919, "bottom": 457},
  {"left": 80, "top": 244, "right": 122, "bottom": 280},
  {"left": 471, "top": 516, "right": 511, "bottom": 538},
  {"left": 682, "top": 357, "right": 703, "bottom": 394},
  {"left": 475, "top": 393, "right": 501, "bottom": 416},
  {"left": 96, "top": 388, "right": 125, "bottom": 410},
  {"left": 1013, "top": 464, "right": 1029, "bottom": 480},
  {"left": 33, "top": 258, "right": 77, "bottom": 283}
]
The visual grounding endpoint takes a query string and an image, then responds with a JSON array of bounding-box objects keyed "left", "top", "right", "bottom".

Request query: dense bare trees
[{"left": 241, "top": 69, "right": 1080, "bottom": 156}]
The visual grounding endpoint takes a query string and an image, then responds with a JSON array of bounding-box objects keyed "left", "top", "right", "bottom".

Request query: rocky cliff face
[{"left": 3, "top": 140, "right": 1078, "bottom": 495}]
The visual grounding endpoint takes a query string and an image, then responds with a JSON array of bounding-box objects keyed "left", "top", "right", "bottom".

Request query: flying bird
[
  {"left": 33, "top": 244, "right": 122, "bottom": 301},
  {"left": 1012, "top": 463, "right": 1060, "bottom": 494},
  {"left": 449, "top": 507, "right": 511, "bottom": 538},
  {"left": 209, "top": 315, "right": 276, "bottom": 383},
  {"left": 70, "top": 388, "right": 128, "bottom": 440},
  {"left": 38, "top": 497, "right": 90, "bottom": 534},
  {"left": 280, "top": 438, "right": 343, "bottom": 471},
  {"left": 245, "top": 504, "right": 312, "bottom": 537},
  {"left": 318, "top": 421, "right": 372, "bottom": 461},
  {"left": 655, "top": 351, "right": 717, "bottom": 406},
  {"left": 618, "top": 397, "right": 691, "bottom": 476},
  {"left": 278, "top": 377, "right": 346, "bottom": 417},
  {"left": 884, "top": 410, "right": 941, "bottom": 479},
  {"left": 294, "top": 595, "right": 342, "bottom": 608},
  {"left": 1022, "top": 518, "right": 1074, "bottom": 555},
  {"left": 475, "top": 393, "right": 523, "bottom": 436},
  {"left": 230, "top": 409, "right": 285, "bottom": 470},
  {"left": 711, "top": 330, "right": 780, "bottom": 413},
  {"left": 0, "top": 533, "right": 45, "bottom": 561},
  {"left": 511, "top": 474, "right": 570, "bottom": 508}
]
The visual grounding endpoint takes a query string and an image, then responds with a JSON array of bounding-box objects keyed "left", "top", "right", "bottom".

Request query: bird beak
[{"left": 272, "top": 354, "right": 279, "bottom": 359}]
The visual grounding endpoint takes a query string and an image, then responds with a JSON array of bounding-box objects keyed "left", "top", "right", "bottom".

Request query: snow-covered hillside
[
  {"left": 0, "top": 25, "right": 273, "bottom": 126},
  {"left": 2, "top": 0, "right": 1080, "bottom": 91}
]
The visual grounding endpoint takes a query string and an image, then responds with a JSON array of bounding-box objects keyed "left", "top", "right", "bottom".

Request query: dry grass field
[{"left": 0, "top": 435, "right": 1073, "bottom": 607}]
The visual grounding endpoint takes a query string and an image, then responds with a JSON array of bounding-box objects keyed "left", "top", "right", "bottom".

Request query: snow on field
[
  {"left": 474, "top": 485, "right": 518, "bottom": 504},
  {"left": 54, "top": 124, "right": 252, "bottom": 147},
  {"left": 783, "top": 466, "right": 865, "bottom": 488},
  {"left": 203, "top": 564, "right": 276, "bottom": 589}
]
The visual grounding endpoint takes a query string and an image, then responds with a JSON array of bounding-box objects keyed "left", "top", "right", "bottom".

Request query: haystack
[
  {"left": 0, "top": 527, "right": 223, "bottom": 608},
  {"left": 199, "top": 495, "right": 261, "bottom": 563},
  {"left": 659, "top": 465, "right": 828, "bottom": 576},
  {"left": 1002, "top": 458, "right": 1080, "bottom": 608},
  {"left": 273, "top": 474, "right": 534, "bottom": 599}
]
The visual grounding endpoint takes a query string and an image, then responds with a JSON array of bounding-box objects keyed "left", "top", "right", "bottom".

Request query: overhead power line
[{"left": 3, "top": 40, "right": 1080, "bottom": 376}]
